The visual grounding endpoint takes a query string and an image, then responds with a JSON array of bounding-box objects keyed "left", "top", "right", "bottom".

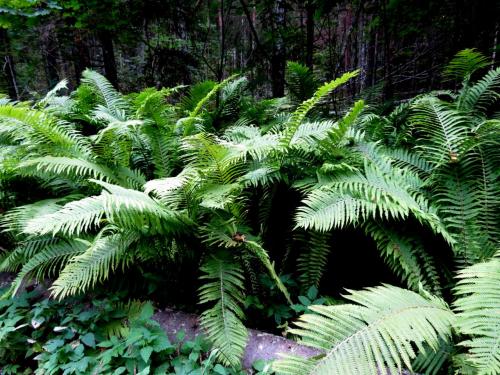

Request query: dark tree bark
[
  {"left": 270, "top": 0, "right": 286, "bottom": 97},
  {"left": 0, "top": 28, "right": 19, "bottom": 100},
  {"left": 217, "top": 0, "right": 226, "bottom": 81},
  {"left": 380, "top": 0, "right": 393, "bottom": 101},
  {"left": 305, "top": 0, "right": 315, "bottom": 69},
  {"left": 98, "top": 30, "right": 119, "bottom": 88},
  {"left": 40, "top": 23, "right": 60, "bottom": 89},
  {"left": 72, "top": 29, "right": 91, "bottom": 83}
]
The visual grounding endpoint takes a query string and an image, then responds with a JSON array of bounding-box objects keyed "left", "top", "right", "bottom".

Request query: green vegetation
[
  {"left": 0, "top": 48, "right": 498, "bottom": 374},
  {"left": 0, "top": 287, "right": 271, "bottom": 374}
]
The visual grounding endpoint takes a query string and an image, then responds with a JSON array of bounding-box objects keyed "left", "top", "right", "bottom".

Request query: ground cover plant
[{"left": 0, "top": 49, "right": 498, "bottom": 374}]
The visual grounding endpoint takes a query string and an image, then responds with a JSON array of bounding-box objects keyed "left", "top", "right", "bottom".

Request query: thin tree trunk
[
  {"left": 72, "top": 29, "right": 91, "bottom": 83},
  {"left": 492, "top": 21, "right": 498, "bottom": 66},
  {"left": 217, "top": 0, "right": 226, "bottom": 81},
  {"left": 40, "top": 23, "right": 60, "bottom": 90},
  {"left": 271, "top": 0, "right": 286, "bottom": 97},
  {"left": 0, "top": 28, "right": 19, "bottom": 100},
  {"left": 381, "top": 0, "right": 393, "bottom": 101},
  {"left": 98, "top": 30, "right": 119, "bottom": 88},
  {"left": 305, "top": 0, "right": 315, "bottom": 69}
]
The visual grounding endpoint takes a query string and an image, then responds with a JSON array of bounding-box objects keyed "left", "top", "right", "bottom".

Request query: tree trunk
[
  {"left": 305, "top": 0, "right": 315, "bottom": 69},
  {"left": 380, "top": 0, "right": 393, "bottom": 101},
  {"left": 40, "top": 23, "right": 60, "bottom": 90},
  {"left": 0, "top": 28, "right": 19, "bottom": 100},
  {"left": 217, "top": 0, "right": 226, "bottom": 81},
  {"left": 72, "top": 29, "right": 91, "bottom": 83},
  {"left": 98, "top": 30, "right": 119, "bottom": 88},
  {"left": 271, "top": 0, "right": 286, "bottom": 97}
]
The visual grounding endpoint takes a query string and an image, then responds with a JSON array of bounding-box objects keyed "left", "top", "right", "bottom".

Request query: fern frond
[
  {"left": 141, "top": 123, "right": 178, "bottom": 178},
  {"left": 364, "top": 222, "right": 442, "bottom": 296},
  {"left": 444, "top": 49, "right": 490, "bottom": 82},
  {"left": 459, "top": 67, "right": 500, "bottom": 115},
  {"left": 0, "top": 104, "right": 90, "bottom": 157},
  {"left": 0, "top": 236, "right": 57, "bottom": 272},
  {"left": 273, "top": 285, "right": 454, "bottom": 375},
  {"left": 50, "top": 230, "right": 140, "bottom": 299},
  {"left": 245, "top": 240, "right": 291, "bottom": 304},
  {"left": 239, "top": 163, "right": 282, "bottom": 188},
  {"left": 295, "top": 163, "right": 440, "bottom": 235},
  {"left": 289, "top": 120, "right": 334, "bottom": 150},
  {"left": 38, "top": 79, "right": 68, "bottom": 108},
  {"left": 381, "top": 147, "right": 433, "bottom": 175},
  {"left": 410, "top": 97, "right": 469, "bottom": 167},
  {"left": 24, "top": 194, "right": 106, "bottom": 236},
  {"left": 92, "top": 180, "right": 186, "bottom": 235},
  {"left": 198, "top": 255, "right": 248, "bottom": 367},
  {"left": 297, "top": 231, "right": 331, "bottom": 290},
  {"left": 432, "top": 154, "right": 498, "bottom": 262},
  {"left": 81, "top": 69, "right": 128, "bottom": 119},
  {"left": 224, "top": 130, "right": 280, "bottom": 162},
  {"left": 1, "top": 196, "right": 78, "bottom": 234},
  {"left": 17, "top": 156, "right": 118, "bottom": 185},
  {"left": 10, "top": 238, "right": 87, "bottom": 295},
  {"left": 179, "top": 74, "right": 239, "bottom": 136},
  {"left": 281, "top": 70, "right": 359, "bottom": 147},
  {"left": 324, "top": 99, "right": 364, "bottom": 146},
  {"left": 453, "top": 254, "right": 500, "bottom": 375},
  {"left": 412, "top": 339, "right": 453, "bottom": 375},
  {"left": 285, "top": 61, "right": 318, "bottom": 104}
]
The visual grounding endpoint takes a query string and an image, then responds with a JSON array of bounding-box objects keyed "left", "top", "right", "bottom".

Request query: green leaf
[
  {"left": 306, "top": 286, "right": 318, "bottom": 300},
  {"left": 140, "top": 346, "right": 154, "bottom": 363},
  {"left": 213, "top": 364, "right": 228, "bottom": 375},
  {"left": 43, "top": 339, "right": 65, "bottom": 352},
  {"left": 298, "top": 296, "right": 310, "bottom": 306},
  {"left": 80, "top": 332, "right": 95, "bottom": 348}
]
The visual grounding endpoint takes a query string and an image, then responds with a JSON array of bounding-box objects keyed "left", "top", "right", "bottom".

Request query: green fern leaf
[
  {"left": 198, "top": 255, "right": 248, "bottom": 367},
  {"left": 453, "top": 254, "right": 500, "bottom": 375},
  {"left": 273, "top": 285, "right": 454, "bottom": 375},
  {"left": 281, "top": 70, "right": 359, "bottom": 148},
  {"left": 50, "top": 230, "right": 139, "bottom": 299}
]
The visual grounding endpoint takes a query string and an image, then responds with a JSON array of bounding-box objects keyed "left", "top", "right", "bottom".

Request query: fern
[
  {"left": 410, "top": 97, "right": 469, "bottom": 167},
  {"left": 9, "top": 238, "right": 87, "bottom": 295},
  {"left": 0, "top": 104, "right": 90, "bottom": 157},
  {"left": 453, "top": 253, "right": 500, "bottom": 374},
  {"left": 17, "top": 156, "right": 118, "bottom": 185},
  {"left": 297, "top": 231, "right": 331, "bottom": 290},
  {"left": 285, "top": 61, "right": 318, "bottom": 104},
  {"left": 50, "top": 230, "right": 140, "bottom": 299},
  {"left": 24, "top": 180, "right": 186, "bottom": 237},
  {"left": 458, "top": 67, "right": 500, "bottom": 115},
  {"left": 24, "top": 194, "right": 106, "bottom": 236},
  {"left": 179, "top": 74, "right": 239, "bottom": 136},
  {"left": 81, "top": 69, "right": 128, "bottom": 119},
  {"left": 364, "top": 222, "right": 442, "bottom": 296},
  {"left": 1, "top": 196, "right": 77, "bottom": 234},
  {"left": 198, "top": 255, "right": 248, "bottom": 367},
  {"left": 281, "top": 70, "right": 359, "bottom": 147},
  {"left": 444, "top": 49, "right": 490, "bottom": 82},
  {"left": 296, "top": 162, "right": 448, "bottom": 241},
  {"left": 323, "top": 99, "right": 364, "bottom": 146},
  {"left": 273, "top": 285, "right": 455, "bottom": 375},
  {"left": 0, "top": 236, "right": 58, "bottom": 272},
  {"left": 245, "top": 240, "right": 291, "bottom": 303}
]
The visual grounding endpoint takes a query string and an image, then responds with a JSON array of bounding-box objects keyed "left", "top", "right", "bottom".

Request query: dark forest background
[{"left": 1, "top": 0, "right": 499, "bottom": 102}]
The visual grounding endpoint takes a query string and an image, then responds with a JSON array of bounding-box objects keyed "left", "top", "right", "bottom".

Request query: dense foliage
[
  {"left": 0, "top": 49, "right": 499, "bottom": 374},
  {"left": 0, "top": 286, "right": 272, "bottom": 374}
]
